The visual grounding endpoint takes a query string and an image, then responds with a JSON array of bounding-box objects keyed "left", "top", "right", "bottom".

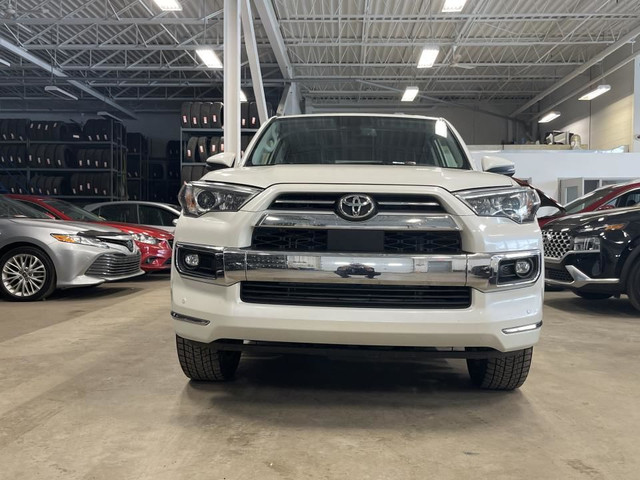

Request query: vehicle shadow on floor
[
  {"left": 181, "top": 354, "right": 531, "bottom": 431},
  {"left": 544, "top": 295, "right": 639, "bottom": 317}
]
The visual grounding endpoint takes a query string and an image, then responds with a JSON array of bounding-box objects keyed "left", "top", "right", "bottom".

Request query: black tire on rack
[
  {"left": 41, "top": 121, "right": 52, "bottom": 141},
  {"left": 51, "top": 122, "right": 67, "bottom": 141},
  {"left": 185, "top": 136, "right": 198, "bottom": 162},
  {"left": 6, "top": 119, "right": 16, "bottom": 140},
  {"left": 240, "top": 102, "right": 250, "bottom": 128},
  {"left": 181, "top": 165, "right": 193, "bottom": 184},
  {"left": 200, "top": 102, "right": 212, "bottom": 128},
  {"left": 34, "top": 144, "right": 47, "bottom": 167},
  {"left": 43, "top": 144, "right": 56, "bottom": 168},
  {"left": 42, "top": 176, "right": 54, "bottom": 195},
  {"left": 249, "top": 102, "right": 259, "bottom": 128},
  {"left": 34, "top": 122, "right": 44, "bottom": 141},
  {"left": 196, "top": 136, "right": 208, "bottom": 162},
  {"left": 0, "top": 147, "right": 6, "bottom": 166},
  {"left": 207, "top": 136, "right": 219, "bottom": 156},
  {"left": 26, "top": 145, "right": 36, "bottom": 168},
  {"left": 76, "top": 149, "right": 87, "bottom": 168},
  {"left": 53, "top": 145, "right": 69, "bottom": 168},
  {"left": 28, "top": 121, "right": 37, "bottom": 141},
  {"left": 15, "top": 146, "right": 26, "bottom": 167},
  {"left": 37, "top": 176, "right": 48, "bottom": 195},
  {"left": 16, "top": 119, "right": 29, "bottom": 141},
  {"left": 6, "top": 146, "right": 16, "bottom": 167},
  {"left": 70, "top": 174, "right": 80, "bottom": 195},
  {"left": 211, "top": 101, "right": 223, "bottom": 127},
  {"left": 190, "top": 102, "right": 202, "bottom": 128},
  {"left": 181, "top": 102, "right": 192, "bottom": 128},
  {"left": 0, "top": 119, "right": 9, "bottom": 140},
  {"left": 166, "top": 140, "right": 180, "bottom": 159},
  {"left": 83, "top": 120, "right": 98, "bottom": 141},
  {"left": 241, "top": 134, "right": 252, "bottom": 155},
  {"left": 50, "top": 176, "right": 65, "bottom": 195},
  {"left": 101, "top": 150, "right": 111, "bottom": 169}
]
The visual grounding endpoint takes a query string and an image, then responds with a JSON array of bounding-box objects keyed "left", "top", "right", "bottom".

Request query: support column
[
  {"left": 224, "top": 0, "right": 241, "bottom": 157},
  {"left": 241, "top": 0, "right": 268, "bottom": 124},
  {"left": 633, "top": 54, "right": 640, "bottom": 152}
]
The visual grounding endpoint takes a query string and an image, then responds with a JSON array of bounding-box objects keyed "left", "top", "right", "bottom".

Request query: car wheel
[
  {"left": 0, "top": 247, "right": 56, "bottom": 301},
  {"left": 176, "top": 335, "right": 241, "bottom": 381},
  {"left": 466, "top": 348, "right": 533, "bottom": 390},
  {"left": 574, "top": 291, "right": 612, "bottom": 300},
  {"left": 626, "top": 261, "right": 640, "bottom": 311}
]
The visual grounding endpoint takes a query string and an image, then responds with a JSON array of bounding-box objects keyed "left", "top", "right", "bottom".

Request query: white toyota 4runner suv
[{"left": 172, "top": 114, "right": 543, "bottom": 390}]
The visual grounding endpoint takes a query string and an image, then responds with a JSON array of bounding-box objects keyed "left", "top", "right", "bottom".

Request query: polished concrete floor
[{"left": 1, "top": 276, "right": 639, "bottom": 479}]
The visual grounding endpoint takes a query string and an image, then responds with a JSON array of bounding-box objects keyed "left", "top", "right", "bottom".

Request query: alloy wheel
[{"left": 2, "top": 253, "right": 47, "bottom": 298}]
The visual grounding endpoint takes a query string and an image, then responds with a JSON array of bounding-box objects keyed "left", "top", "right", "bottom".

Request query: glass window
[
  {"left": 13, "top": 200, "right": 56, "bottom": 218},
  {"left": 139, "top": 205, "right": 176, "bottom": 226},
  {"left": 43, "top": 199, "right": 103, "bottom": 222},
  {"left": 614, "top": 190, "right": 640, "bottom": 208},
  {"left": 563, "top": 185, "right": 618, "bottom": 214},
  {"left": 97, "top": 204, "right": 138, "bottom": 223},
  {"left": 0, "top": 196, "right": 50, "bottom": 219},
  {"left": 245, "top": 116, "right": 471, "bottom": 169}
]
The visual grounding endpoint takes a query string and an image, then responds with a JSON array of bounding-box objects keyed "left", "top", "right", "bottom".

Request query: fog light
[
  {"left": 184, "top": 253, "right": 200, "bottom": 268},
  {"left": 515, "top": 259, "right": 533, "bottom": 278}
]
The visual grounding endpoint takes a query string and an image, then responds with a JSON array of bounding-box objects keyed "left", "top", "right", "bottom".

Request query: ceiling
[{"left": 0, "top": 0, "right": 639, "bottom": 120}]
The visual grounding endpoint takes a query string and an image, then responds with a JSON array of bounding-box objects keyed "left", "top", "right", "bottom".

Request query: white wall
[
  {"left": 538, "top": 46, "right": 635, "bottom": 150},
  {"left": 470, "top": 149, "right": 640, "bottom": 200}
]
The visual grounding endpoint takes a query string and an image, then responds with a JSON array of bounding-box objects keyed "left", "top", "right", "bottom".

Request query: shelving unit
[
  {"left": 0, "top": 118, "right": 128, "bottom": 202},
  {"left": 126, "top": 133, "right": 149, "bottom": 201}
]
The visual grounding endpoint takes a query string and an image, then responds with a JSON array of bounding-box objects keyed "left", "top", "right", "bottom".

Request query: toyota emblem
[{"left": 337, "top": 194, "right": 376, "bottom": 221}]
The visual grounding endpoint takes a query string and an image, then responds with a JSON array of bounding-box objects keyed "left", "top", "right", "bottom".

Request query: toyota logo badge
[{"left": 337, "top": 194, "right": 376, "bottom": 221}]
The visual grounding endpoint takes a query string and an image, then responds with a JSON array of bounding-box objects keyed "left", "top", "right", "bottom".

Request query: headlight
[
  {"left": 178, "top": 181, "right": 262, "bottom": 217},
  {"left": 455, "top": 187, "right": 540, "bottom": 224},
  {"left": 51, "top": 234, "right": 110, "bottom": 249},
  {"left": 573, "top": 236, "right": 600, "bottom": 252},
  {"left": 131, "top": 233, "right": 158, "bottom": 245}
]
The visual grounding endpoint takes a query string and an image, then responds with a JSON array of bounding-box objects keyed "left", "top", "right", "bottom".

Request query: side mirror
[
  {"left": 206, "top": 152, "right": 236, "bottom": 170},
  {"left": 481, "top": 155, "right": 515, "bottom": 176},
  {"left": 596, "top": 204, "right": 615, "bottom": 211}
]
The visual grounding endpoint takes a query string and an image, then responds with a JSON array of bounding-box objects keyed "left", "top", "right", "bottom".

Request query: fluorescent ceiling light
[
  {"left": 401, "top": 86, "right": 419, "bottom": 102},
  {"left": 442, "top": 0, "right": 467, "bottom": 12},
  {"left": 578, "top": 84, "right": 611, "bottom": 101},
  {"left": 0, "top": 58, "right": 10, "bottom": 67},
  {"left": 152, "top": 0, "right": 182, "bottom": 11},
  {"left": 239, "top": 90, "right": 248, "bottom": 102},
  {"left": 196, "top": 48, "right": 222, "bottom": 69},
  {"left": 44, "top": 85, "right": 78, "bottom": 101},
  {"left": 417, "top": 46, "right": 440, "bottom": 68},
  {"left": 539, "top": 111, "right": 561, "bottom": 123}
]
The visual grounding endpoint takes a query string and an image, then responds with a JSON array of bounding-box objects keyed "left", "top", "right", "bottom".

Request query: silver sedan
[{"left": 0, "top": 196, "right": 143, "bottom": 301}]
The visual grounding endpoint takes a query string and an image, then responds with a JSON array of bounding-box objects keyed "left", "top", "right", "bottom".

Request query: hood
[
  {"left": 7, "top": 218, "right": 122, "bottom": 233},
  {"left": 543, "top": 206, "right": 640, "bottom": 229},
  {"left": 204, "top": 165, "right": 515, "bottom": 192},
  {"left": 100, "top": 221, "right": 173, "bottom": 239}
]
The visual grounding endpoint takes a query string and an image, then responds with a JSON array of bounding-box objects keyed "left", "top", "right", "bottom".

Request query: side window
[
  {"left": 615, "top": 191, "right": 640, "bottom": 208},
  {"left": 139, "top": 205, "right": 175, "bottom": 226},
  {"left": 15, "top": 201, "right": 56, "bottom": 218},
  {"left": 98, "top": 204, "right": 138, "bottom": 223}
]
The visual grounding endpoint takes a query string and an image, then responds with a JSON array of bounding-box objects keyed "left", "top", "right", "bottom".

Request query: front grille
[
  {"left": 240, "top": 282, "right": 472, "bottom": 309},
  {"left": 251, "top": 227, "right": 462, "bottom": 254},
  {"left": 86, "top": 253, "right": 141, "bottom": 277},
  {"left": 543, "top": 230, "right": 573, "bottom": 258},
  {"left": 270, "top": 193, "right": 445, "bottom": 214},
  {"left": 546, "top": 267, "right": 574, "bottom": 283}
]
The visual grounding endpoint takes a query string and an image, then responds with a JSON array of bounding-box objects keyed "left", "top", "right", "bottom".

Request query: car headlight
[
  {"left": 455, "top": 187, "right": 540, "bottom": 224},
  {"left": 178, "top": 181, "right": 263, "bottom": 217},
  {"left": 573, "top": 236, "right": 601, "bottom": 252},
  {"left": 131, "top": 233, "right": 158, "bottom": 245},
  {"left": 51, "top": 234, "right": 110, "bottom": 249}
]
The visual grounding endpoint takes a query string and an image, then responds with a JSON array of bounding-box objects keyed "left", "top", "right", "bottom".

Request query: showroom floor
[{"left": 1, "top": 278, "right": 638, "bottom": 479}]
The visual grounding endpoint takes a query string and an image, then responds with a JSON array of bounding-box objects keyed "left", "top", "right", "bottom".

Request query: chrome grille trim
[
  {"left": 256, "top": 212, "right": 461, "bottom": 231},
  {"left": 543, "top": 230, "right": 573, "bottom": 259},
  {"left": 86, "top": 253, "right": 141, "bottom": 277}
]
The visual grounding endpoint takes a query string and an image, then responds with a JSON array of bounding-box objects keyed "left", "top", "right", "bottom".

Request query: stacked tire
[
  {"left": 83, "top": 119, "right": 125, "bottom": 143},
  {"left": 27, "top": 120, "right": 83, "bottom": 141},
  {"left": 0, "top": 119, "right": 30, "bottom": 141},
  {"left": 181, "top": 164, "right": 208, "bottom": 184},
  {"left": 181, "top": 101, "right": 273, "bottom": 129},
  {"left": 0, "top": 174, "right": 28, "bottom": 194}
]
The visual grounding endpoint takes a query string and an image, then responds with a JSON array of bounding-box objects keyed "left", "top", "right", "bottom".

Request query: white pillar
[
  {"left": 224, "top": 0, "right": 241, "bottom": 157},
  {"left": 633, "top": 54, "right": 640, "bottom": 152},
  {"left": 241, "top": 0, "right": 268, "bottom": 124}
]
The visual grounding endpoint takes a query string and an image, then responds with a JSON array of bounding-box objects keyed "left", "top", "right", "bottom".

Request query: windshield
[
  {"left": 244, "top": 116, "right": 471, "bottom": 169},
  {"left": 0, "top": 196, "right": 51, "bottom": 219},
  {"left": 563, "top": 186, "right": 618, "bottom": 214},
  {"left": 43, "top": 198, "right": 103, "bottom": 222}
]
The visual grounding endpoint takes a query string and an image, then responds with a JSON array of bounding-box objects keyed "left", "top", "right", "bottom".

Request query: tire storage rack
[
  {"left": 126, "top": 133, "right": 149, "bottom": 201},
  {"left": 0, "top": 118, "right": 127, "bottom": 202},
  {"left": 147, "top": 141, "right": 181, "bottom": 203},
  {"left": 180, "top": 100, "right": 273, "bottom": 184}
]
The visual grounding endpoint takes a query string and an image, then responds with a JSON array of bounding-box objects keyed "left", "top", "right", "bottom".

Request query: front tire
[
  {"left": 467, "top": 348, "right": 533, "bottom": 390},
  {"left": 574, "top": 291, "right": 612, "bottom": 300},
  {"left": 0, "top": 246, "right": 56, "bottom": 301},
  {"left": 626, "top": 260, "right": 640, "bottom": 311},
  {"left": 176, "top": 335, "right": 241, "bottom": 381}
]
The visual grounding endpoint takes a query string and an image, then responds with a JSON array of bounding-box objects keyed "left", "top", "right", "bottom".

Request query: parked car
[
  {"left": 6, "top": 195, "right": 173, "bottom": 272},
  {"left": 84, "top": 201, "right": 180, "bottom": 233},
  {"left": 543, "top": 205, "right": 640, "bottom": 308},
  {"left": 538, "top": 181, "right": 640, "bottom": 227},
  {"left": 0, "top": 195, "right": 143, "bottom": 301},
  {"left": 171, "top": 114, "right": 544, "bottom": 390}
]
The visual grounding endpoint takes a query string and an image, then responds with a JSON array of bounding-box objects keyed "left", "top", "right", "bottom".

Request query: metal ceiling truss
[{"left": 0, "top": 0, "right": 639, "bottom": 117}]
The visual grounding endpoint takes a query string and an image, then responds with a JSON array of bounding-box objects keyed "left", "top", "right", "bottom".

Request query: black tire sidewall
[{"left": 0, "top": 246, "right": 56, "bottom": 301}]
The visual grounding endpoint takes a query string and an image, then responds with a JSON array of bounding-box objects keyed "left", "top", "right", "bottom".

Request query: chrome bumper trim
[
  {"left": 502, "top": 321, "right": 543, "bottom": 334},
  {"left": 171, "top": 311, "right": 211, "bottom": 326},
  {"left": 175, "top": 243, "right": 541, "bottom": 292},
  {"left": 256, "top": 212, "right": 461, "bottom": 230},
  {"left": 545, "top": 265, "right": 619, "bottom": 289}
]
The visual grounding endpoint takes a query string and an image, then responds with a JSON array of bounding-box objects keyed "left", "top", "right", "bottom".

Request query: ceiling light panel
[
  {"left": 578, "top": 85, "right": 611, "bottom": 101},
  {"left": 442, "top": 0, "right": 467, "bottom": 12},
  {"left": 153, "top": 0, "right": 182, "bottom": 11},
  {"left": 401, "top": 86, "right": 419, "bottom": 102},
  {"left": 417, "top": 46, "right": 440, "bottom": 68},
  {"left": 196, "top": 49, "right": 223, "bottom": 69},
  {"left": 539, "top": 111, "right": 561, "bottom": 123}
]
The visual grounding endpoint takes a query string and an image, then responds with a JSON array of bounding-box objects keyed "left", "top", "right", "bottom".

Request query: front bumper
[
  {"left": 138, "top": 242, "right": 172, "bottom": 272},
  {"left": 545, "top": 263, "right": 619, "bottom": 289}
]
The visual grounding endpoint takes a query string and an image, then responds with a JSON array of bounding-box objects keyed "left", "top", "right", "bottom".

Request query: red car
[
  {"left": 537, "top": 181, "right": 640, "bottom": 227},
  {"left": 6, "top": 194, "right": 173, "bottom": 272}
]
